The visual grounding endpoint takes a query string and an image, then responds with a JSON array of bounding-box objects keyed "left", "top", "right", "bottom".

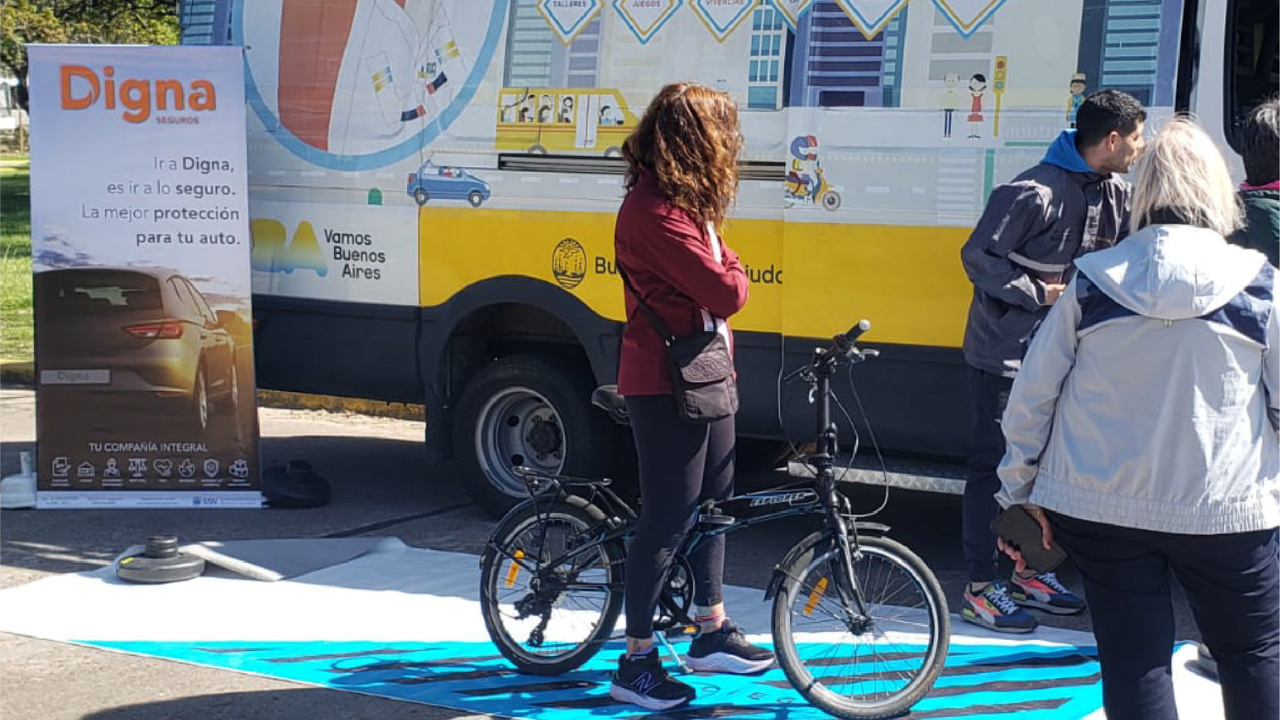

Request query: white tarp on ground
[{"left": 0, "top": 539, "right": 1224, "bottom": 719}]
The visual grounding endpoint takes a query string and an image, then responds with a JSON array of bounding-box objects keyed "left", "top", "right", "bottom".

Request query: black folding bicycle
[{"left": 479, "top": 321, "right": 950, "bottom": 720}]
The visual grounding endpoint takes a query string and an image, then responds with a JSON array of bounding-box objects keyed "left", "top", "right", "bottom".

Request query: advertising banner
[{"left": 28, "top": 45, "right": 261, "bottom": 509}]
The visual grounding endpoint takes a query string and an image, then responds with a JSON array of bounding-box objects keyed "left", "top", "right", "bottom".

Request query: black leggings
[{"left": 623, "top": 394, "right": 736, "bottom": 640}]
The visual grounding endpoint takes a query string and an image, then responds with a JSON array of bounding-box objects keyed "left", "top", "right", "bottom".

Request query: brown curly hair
[{"left": 623, "top": 83, "right": 742, "bottom": 228}]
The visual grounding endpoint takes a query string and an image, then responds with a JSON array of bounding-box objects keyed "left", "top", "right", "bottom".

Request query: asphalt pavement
[{"left": 0, "top": 387, "right": 1202, "bottom": 719}]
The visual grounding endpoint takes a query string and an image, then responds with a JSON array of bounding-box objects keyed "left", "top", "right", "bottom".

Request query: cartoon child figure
[
  {"left": 599, "top": 104, "right": 623, "bottom": 125},
  {"left": 558, "top": 96, "right": 574, "bottom": 124},
  {"left": 941, "top": 73, "right": 961, "bottom": 139},
  {"left": 1066, "top": 72, "right": 1086, "bottom": 128},
  {"left": 967, "top": 73, "right": 987, "bottom": 139},
  {"left": 538, "top": 94, "right": 553, "bottom": 123}
]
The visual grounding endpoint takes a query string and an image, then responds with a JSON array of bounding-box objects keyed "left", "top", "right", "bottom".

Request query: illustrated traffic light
[
  {"left": 992, "top": 55, "right": 1008, "bottom": 137},
  {"left": 993, "top": 55, "right": 1008, "bottom": 94}
]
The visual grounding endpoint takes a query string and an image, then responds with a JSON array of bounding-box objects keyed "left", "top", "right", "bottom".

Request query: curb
[
  {"left": 256, "top": 390, "right": 425, "bottom": 422},
  {"left": 0, "top": 359, "right": 33, "bottom": 388},
  {"left": 0, "top": 359, "right": 425, "bottom": 423}
]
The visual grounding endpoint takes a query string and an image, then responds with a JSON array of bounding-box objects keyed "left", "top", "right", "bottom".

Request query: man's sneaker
[
  {"left": 609, "top": 651, "right": 696, "bottom": 711},
  {"left": 1010, "top": 572, "right": 1087, "bottom": 615},
  {"left": 961, "top": 582, "right": 1039, "bottom": 633},
  {"left": 686, "top": 619, "right": 775, "bottom": 673}
]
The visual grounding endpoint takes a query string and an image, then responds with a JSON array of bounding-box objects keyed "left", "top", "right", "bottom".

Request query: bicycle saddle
[{"left": 591, "top": 385, "right": 629, "bottom": 425}]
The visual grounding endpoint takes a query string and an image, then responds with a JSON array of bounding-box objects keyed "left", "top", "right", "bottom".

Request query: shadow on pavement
[{"left": 80, "top": 687, "right": 476, "bottom": 720}]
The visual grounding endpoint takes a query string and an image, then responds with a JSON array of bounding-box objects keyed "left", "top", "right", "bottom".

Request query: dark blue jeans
[
  {"left": 963, "top": 366, "right": 1013, "bottom": 583},
  {"left": 1050, "top": 511, "right": 1280, "bottom": 720}
]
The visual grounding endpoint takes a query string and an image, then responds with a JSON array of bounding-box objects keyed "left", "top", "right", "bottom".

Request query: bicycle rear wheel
[
  {"left": 480, "top": 498, "right": 625, "bottom": 675},
  {"left": 772, "top": 535, "right": 949, "bottom": 719}
]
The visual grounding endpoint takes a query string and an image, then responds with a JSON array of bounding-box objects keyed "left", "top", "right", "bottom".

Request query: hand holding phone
[{"left": 992, "top": 505, "right": 1067, "bottom": 573}]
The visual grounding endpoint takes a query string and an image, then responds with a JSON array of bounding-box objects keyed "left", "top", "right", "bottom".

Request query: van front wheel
[{"left": 454, "top": 355, "right": 611, "bottom": 516}]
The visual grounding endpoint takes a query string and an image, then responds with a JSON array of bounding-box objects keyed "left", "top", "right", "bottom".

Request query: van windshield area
[{"left": 39, "top": 272, "right": 163, "bottom": 314}]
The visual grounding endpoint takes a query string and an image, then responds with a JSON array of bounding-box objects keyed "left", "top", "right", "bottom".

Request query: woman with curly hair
[{"left": 610, "top": 83, "right": 773, "bottom": 711}]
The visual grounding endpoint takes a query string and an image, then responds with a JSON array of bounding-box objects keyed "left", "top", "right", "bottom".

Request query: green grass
[{"left": 1, "top": 160, "right": 32, "bottom": 362}]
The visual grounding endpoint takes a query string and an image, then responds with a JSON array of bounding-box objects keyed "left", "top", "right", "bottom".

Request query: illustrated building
[
  {"left": 787, "top": 0, "right": 908, "bottom": 108},
  {"left": 747, "top": 5, "right": 788, "bottom": 110},
  {"left": 504, "top": 0, "right": 603, "bottom": 87},
  {"left": 1076, "top": 0, "right": 1182, "bottom": 106}
]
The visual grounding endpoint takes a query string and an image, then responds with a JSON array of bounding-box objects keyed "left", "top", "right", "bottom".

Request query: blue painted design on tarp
[{"left": 82, "top": 639, "right": 1106, "bottom": 719}]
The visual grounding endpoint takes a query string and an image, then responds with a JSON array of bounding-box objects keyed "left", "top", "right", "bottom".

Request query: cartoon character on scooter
[{"left": 784, "top": 135, "right": 842, "bottom": 211}]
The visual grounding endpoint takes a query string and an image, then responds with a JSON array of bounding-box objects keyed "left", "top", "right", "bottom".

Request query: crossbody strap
[{"left": 616, "top": 262, "right": 675, "bottom": 347}]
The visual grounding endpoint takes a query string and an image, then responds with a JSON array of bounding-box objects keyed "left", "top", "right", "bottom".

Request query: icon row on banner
[
  {"left": 49, "top": 456, "right": 252, "bottom": 482},
  {"left": 536, "top": 0, "right": 1007, "bottom": 45}
]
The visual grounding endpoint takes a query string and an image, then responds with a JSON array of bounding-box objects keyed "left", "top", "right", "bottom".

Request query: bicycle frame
[{"left": 496, "top": 332, "right": 884, "bottom": 634}]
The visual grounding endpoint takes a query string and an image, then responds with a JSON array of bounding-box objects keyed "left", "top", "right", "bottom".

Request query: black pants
[
  {"left": 1050, "top": 512, "right": 1280, "bottom": 720},
  {"left": 623, "top": 394, "right": 735, "bottom": 640},
  {"left": 963, "top": 366, "right": 1013, "bottom": 583}
]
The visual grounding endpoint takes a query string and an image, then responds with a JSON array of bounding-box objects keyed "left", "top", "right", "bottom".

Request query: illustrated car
[
  {"left": 35, "top": 267, "right": 240, "bottom": 432},
  {"left": 406, "top": 162, "right": 491, "bottom": 207}
]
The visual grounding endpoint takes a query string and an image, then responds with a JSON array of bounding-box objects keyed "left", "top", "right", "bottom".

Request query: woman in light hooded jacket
[{"left": 996, "top": 117, "right": 1279, "bottom": 720}]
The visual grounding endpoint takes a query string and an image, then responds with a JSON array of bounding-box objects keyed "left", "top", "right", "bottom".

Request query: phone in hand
[{"left": 992, "top": 506, "right": 1067, "bottom": 573}]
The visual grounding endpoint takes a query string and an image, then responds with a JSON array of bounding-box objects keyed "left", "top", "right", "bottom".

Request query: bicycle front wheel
[
  {"left": 480, "top": 499, "right": 625, "bottom": 675},
  {"left": 772, "top": 535, "right": 949, "bottom": 720}
]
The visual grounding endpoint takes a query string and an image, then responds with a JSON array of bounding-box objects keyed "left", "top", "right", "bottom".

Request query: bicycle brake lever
[{"left": 861, "top": 349, "right": 880, "bottom": 358}]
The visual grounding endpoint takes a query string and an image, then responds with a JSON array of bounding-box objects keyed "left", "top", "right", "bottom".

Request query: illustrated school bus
[
  {"left": 496, "top": 87, "right": 638, "bottom": 155},
  {"left": 181, "top": 0, "right": 1276, "bottom": 514}
]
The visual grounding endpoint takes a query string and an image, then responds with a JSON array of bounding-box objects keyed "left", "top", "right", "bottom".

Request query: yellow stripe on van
[{"left": 419, "top": 208, "right": 972, "bottom": 348}]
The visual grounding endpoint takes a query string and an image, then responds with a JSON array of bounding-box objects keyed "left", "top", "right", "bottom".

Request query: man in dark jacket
[
  {"left": 958, "top": 90, "right": 1146, "bottom": 633},
  {"left": 1230, "top": 97, "right": 1279, "bottom": 266}
]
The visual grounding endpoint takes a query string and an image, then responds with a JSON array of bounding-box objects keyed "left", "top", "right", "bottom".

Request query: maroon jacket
[{"left": 615, "top": 171, "right": 750, "bottom": 396}]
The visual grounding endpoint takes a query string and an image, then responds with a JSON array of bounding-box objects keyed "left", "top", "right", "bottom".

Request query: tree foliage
[{"left": 1, "top": 0, "right": 180, "bottom": 106}]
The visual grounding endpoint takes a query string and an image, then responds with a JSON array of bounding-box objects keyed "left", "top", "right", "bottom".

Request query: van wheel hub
[
  {"left": 526, "top": 417, "right": 563, "bottom": 459},
  {"left": 475, "top": 386, "right": 567, "bottom": 497}
]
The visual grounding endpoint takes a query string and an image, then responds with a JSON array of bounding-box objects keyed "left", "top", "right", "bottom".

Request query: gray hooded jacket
[
  {"left": 996, "top": 224, "right": 1279, "bottom": 535},
  {"left": 961, "top": 130, "right": 1131, "bottom": 377}
]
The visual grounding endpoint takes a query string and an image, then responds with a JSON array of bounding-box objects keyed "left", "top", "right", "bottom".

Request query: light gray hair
[{"left": 1131, "top": 116, "right": 1243, "bottom": 237}]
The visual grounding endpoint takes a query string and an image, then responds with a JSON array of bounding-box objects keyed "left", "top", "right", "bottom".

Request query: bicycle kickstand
[{"left": 656, "top": 630, "right": 693, "bottom": 674}]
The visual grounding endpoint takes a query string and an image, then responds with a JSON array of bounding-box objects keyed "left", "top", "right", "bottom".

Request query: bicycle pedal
[{"left": 663, "top": 624, "right": 698, "bottom": 639}]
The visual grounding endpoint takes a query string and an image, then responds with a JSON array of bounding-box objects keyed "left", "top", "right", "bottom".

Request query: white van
[{"left": 182, "top": 0, "right": 1277, "bottom": 514}]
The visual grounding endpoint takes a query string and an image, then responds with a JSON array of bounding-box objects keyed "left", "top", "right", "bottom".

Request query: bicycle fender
[
  {"left": 763, "top": 522, "right": 892, "bottom": 600},
  {"left": 765, "top": 530, "right": 830, "bottom": 601},
  {"left": 481, "top": 493, "right": 612, "bottom": 569},
  {"left": 853, "top": 521, "right": 891, "bottom": 535}
]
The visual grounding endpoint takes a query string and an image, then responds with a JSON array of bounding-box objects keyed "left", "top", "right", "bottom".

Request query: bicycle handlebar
[
  {"left": 833, "top": 319, "right": 871, "bottom": 355},
  {"left": 782, "top": 319, "right": 876, "bottom": 383}
]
